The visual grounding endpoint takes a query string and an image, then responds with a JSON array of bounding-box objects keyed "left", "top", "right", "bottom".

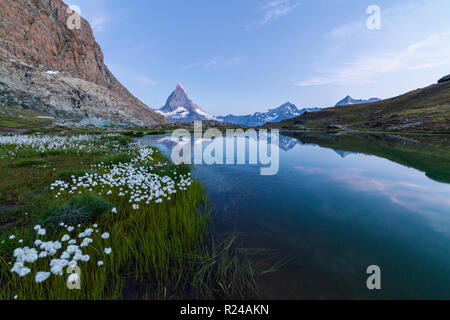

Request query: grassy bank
[
  {"left": 284, "top": 131, "right": 450, "bottom": 184},
  {"left": 0, "top": 133, "right": 262, "bottom": 300}
]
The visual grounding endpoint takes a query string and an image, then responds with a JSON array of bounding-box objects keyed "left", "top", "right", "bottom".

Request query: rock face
[
  {"left": 0, "top": 0, "right": 169, "bottom": 127},
  {"left": 335, "top": 95, "right": 380, "bottom": 107},
  {"left": 156, "top": 83, "right": 214, "bottom": 122},
  {"left": 218, "top": 102, "right": 322, "bottom": 127}
]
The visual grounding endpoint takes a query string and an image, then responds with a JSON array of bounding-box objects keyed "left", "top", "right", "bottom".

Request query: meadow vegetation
[{"left": 0, "top": 133, "right": 265, "bottom": 300}]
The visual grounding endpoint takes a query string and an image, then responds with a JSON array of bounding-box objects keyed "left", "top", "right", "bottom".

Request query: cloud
[
  {"left": 326, "top": 21, "right": 365, "bottom": 39},
  {"left": 182, "top": 56, "right": 244, "bottom": 70},
  {"left": 136, "top": 76, "right": 157, "bottom": 86},
  {"left": 89, "top": 14, "right": 109, "bottom": 31},
  {"left": 296, "top": 31, "right": 450, "bottom": 87},
  {"left": 70, "top": 0, "right": 110, "bottom": 32},
  {"left": 295, "top": 165, "right": 450, "bottom": 235},
  {"left": 248, "top": 0, "right": 301, "bottom": 27}
]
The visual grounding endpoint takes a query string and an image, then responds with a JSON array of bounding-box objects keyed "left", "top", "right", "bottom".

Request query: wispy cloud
[
  {"left": 296, "top": 31, "right": 450, "bottom": 87},
  {"left": 248, "top": 0, "right": 301, "bottom": 27},
  {"left": 136, "top": 76, "right": 157, "bottom": 86},
  {"left": 295, "top": 166, "right": 450, "bottom": 235},
  {"left": 70, "top": 0, "right": 111, "bottom": 32},
  {"left": 326, "top": 20, "right": 365, "bottom": 39},
  {"left": 89, "top": 14, "right": 109, "bottom": 31},
  {"left": 182, "top": 56, "right": 244, "bottom": 70}
]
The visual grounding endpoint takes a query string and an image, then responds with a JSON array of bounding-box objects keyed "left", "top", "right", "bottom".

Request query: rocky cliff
[{"left": 0, "top": 0, "right": 169, "bottom": 127}]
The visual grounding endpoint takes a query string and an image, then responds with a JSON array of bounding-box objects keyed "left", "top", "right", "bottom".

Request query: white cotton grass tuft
[
  {"left": 3, "top": 137, "right": 196, "bottom": 295},
  {"left": 67, "top": 273, "right": 79, "bottom": 284},
  {"left": 101, "top": 232, "right": 110, "bottom": 240},
  {"left": 35, "top": 272, "right": 51, "bottom": 283}
]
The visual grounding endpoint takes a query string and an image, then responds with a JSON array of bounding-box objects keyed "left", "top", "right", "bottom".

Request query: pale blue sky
[{"left": 69, "top": 0, "right": 450, "bottom": 115}]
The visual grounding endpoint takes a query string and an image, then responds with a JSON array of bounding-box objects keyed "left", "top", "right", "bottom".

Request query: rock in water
[{"left": 0, "top": 0, "right": 169, "bottom": 127}]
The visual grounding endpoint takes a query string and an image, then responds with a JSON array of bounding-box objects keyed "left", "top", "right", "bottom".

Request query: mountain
[
  {"left": 217, "top": 102, "right": 322, "bottom": 127},
  {"left": 265, "top": 81, "right": 450, "bottom": 133},
  {"left": 335, "top": 96, "right": 381, "bottom": 107},
  {"left": 156, "top": 83, "right": 215, "bottom": 122},
  {"left": 438, "top": 74, "right": 450, "bottom": 83},
  {"left": 0, "top": 0, "right": 169, "bottom": 127}
]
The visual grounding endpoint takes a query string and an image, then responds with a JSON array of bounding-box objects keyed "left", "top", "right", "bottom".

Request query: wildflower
[
  {"left": 67, "top": 273, "right": 79, "bottom": 284},
  {"left": 61, "top": 234, "right": 71, "bottom": 242},
  {"left": 11, "top": 262, "right": 31, "bottom": 277},
  {"left": 101, "top": 232, "right": 110, "bottom": 240},
  {"left": 35, "top": 272, "right": 51, "bottom": 283},
  {"left": 104, "top": 248, "right": 112, "bottom": 255},
  {"left": 111, "top": 207, "right": 117, "bottom": 214},
  {"left": 80, "top": 238, "right": 93, "bottom": 248},
  {"left": 50, "top": 259, "right": 69, "bottom": 275},
  {"left": 9, "top": 235, "right": 15, "bottom": 240},
  {"left": 97, "top": 261, "right": 104, "bottom": 266}
]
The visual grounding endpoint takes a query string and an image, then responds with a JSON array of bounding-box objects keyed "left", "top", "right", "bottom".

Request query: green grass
[
  {"left": 14, "top": 159, "right": 48, "bottom": 167},
  {"left": 55, "top": 169, "right": 94, "bottom": 182},
  {"left": 0, "top": 105, "right": 55, "bottom": 129},
  {"left": 94, "top": 152, "right": 133, "bottom": 165},
  {"left": 284, "top": 131, "right": 450, "bottom": 184},
  {"left": 0, "top": 133, "right": 267, "bottom": 300},
  {"left": 271, "top": 82, "right": 450, "bottom": 133},
  {"left": 40, "top": 194, "right": 113, "bottom": 230}
]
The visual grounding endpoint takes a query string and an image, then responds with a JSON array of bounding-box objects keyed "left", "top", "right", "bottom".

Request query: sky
[{"left": 68, "top": 0, "right": 450, "bottom": 116}]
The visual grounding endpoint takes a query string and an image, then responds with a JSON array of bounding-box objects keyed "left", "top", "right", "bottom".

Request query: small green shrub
[{"left": 40, "top": 194, "right": 113, "bottom": 229}]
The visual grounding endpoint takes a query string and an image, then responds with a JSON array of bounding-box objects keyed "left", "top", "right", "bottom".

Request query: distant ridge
[
  {"left": 265, "top": 81, "right": 450, "bottom": 133},
  {"left": 217, "top": 102, "right": 322, "bottom": 127},
  {"left": 335, "top": 96, "right": 381, "bottom": 107}
]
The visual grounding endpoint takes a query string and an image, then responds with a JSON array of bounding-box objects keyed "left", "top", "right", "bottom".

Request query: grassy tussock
[{"left": 40, "top": 194, "right": 113, "bottom": 230}]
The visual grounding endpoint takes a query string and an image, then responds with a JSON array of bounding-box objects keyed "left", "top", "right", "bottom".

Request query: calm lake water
[{"left": 140, "top": 132, "right": 450, "bottom": 300}]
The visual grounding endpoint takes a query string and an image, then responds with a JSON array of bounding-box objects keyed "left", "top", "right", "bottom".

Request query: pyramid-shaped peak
[{"left": 175, "top": 83, "right": 186, "bottom": 92}]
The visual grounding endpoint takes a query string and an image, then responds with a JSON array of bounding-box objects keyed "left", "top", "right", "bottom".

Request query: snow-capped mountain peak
[
  {"left": 156, "top": 83, "right": 215, "bottom": 122},
  {"left": 335, "top": 96, "right": 380, "bottom": 107},
  {"left": 217, "top": 102, "right": 322, "bottom": 127}
]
